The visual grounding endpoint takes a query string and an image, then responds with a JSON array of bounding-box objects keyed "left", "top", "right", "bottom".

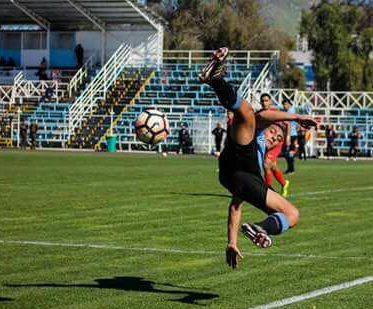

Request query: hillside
[{"left": 259, "top": 0, "right": 314, "bottom": 36}]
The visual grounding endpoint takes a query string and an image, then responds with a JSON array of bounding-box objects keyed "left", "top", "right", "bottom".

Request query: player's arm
[
  {"left": 226, "top": 197, "right": 244, "bottom": 269},
  {"left": 256, "top": 110, "right": 317, "bottom": 130}
]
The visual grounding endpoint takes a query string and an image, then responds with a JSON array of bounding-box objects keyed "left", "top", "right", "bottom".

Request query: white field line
[
  {"left": 248, "top": 276, "right": 373, "bottom": 309},
  {"left": 0, "top": 183, "right": 372, "bottom": 197},
  {"left": 0, "top": 240, "right": 372, "bottom": 262},
  {"left": 293, "top": 186, "right": 373, "bottom": 197}
]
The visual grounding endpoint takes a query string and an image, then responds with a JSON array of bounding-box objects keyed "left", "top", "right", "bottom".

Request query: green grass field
[{"left": 0, "top": 150, "right": 372, "bottom": 309}]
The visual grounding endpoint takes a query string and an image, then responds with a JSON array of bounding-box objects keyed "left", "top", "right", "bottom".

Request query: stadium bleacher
[
  {"left": 0, "top": 1, "right": 372, "bottom": 157},
  {"left": 266, "top": 89, "right": 373, "bottom": 156},
  {"left": 314, "top": 109, "right": 373, "bottom": 156},
  {"left": 113, "top": 62, "right": 256, "bottom": 151},
  {"left": 1, "top": 51, "right": 373, "bottom": 156}
]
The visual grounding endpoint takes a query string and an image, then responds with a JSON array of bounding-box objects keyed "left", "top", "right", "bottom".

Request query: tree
[
  {"left": 301, "top": 1, "right": 373, "bottom": 91},
  {"left": 149, "top": 0, "right": 300, "bottom": 89},
  {"left": 154, "top": 0, "right": 287, "bottom": 51},
  {"left": 360, "top": 28, "right": 373, "bottom": 90},
  {"left": 280, "top": 63, "right": 306, "bottom": 90}
]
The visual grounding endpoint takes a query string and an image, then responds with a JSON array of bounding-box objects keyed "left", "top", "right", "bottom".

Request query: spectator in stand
[
  {"left": 74, "top": 44, "right": 84, "bottom": 68},
  {"left": 6, "top": 57, "right": 16, "bottom": 68},
  {"left": 29, "top": 121, "right": 38, "bottom": 150},
  {"left": 97, "top": 123, "right": 106, "bottom": 136},
  {"left": 178, "top": 123, "right": 190, "bottom": 154},
  {"left": 51, "top": 69, "right": 61, "bottom": 82},
  {"left": 347, "top": 126, "right": 361, "bottom": 161},
  {"left": 161, "top": 71, "right": 168, "bottom": 84},
  {"left": 297, "top": 126, "right": 307, "bottom": 160},
  {"left": 41, "top": 57, "right": 47, "bottom": 68},
  {"left": 325, "top": 125, "right": 337, "bottom": 159},
  {"left": 4, "top": 57, "right": 16, "bottom": 73},
  {"left": 0, "top": 56, "right": 6, "bottom": 67},
  {"left": 212, "top": 122, "right": 226, "bottom": 157},
  {"left": 0, "top": 115, "right": 12, "bottom": 139},
  {"left": 20, "top": 119, "right": 28, "bottom": 150},
  {"left": 36, "top": 57, "right": 48, "bottom": 80}
]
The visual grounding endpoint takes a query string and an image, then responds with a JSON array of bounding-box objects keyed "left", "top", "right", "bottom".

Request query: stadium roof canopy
[{"left": 0, "top": 0, "right": 165, "bottom": 31}]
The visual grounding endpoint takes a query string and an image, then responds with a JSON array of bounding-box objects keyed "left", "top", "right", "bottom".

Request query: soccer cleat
[
  {"left": 281, "top": 180, "right": 290, "bottom": 198},
  {"left": 213, "top": 47, "right": 229, "bottom": 62},
  {"left": 241, "top": 223, "right": 273, "bottom": 248},
  {"left": 198, "top": 47, "right": 229, "bottom": 83}
]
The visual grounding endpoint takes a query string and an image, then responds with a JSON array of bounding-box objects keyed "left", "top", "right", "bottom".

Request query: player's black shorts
[{"left": 219, "top": 138, "right": 274, "bottom": 214}]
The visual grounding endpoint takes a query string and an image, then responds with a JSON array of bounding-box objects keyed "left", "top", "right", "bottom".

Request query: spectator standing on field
[
  {"left": 178, "top": 123, "right": 190, "bottom": 154},
  {"left": 297, "top": 127, "right": 307, "bottom": 160},
  {"left": 29, "top": 121, "right": 38, "bottom": 150},
  {"left": 20, "top": 119, "right": 28, "bottom": 150},
  {"left": 212, "top": 122, "right": 226, "bottom": 156},
  {"left": 347, "top": 126, "right": 361, "bottom": 161},
  {"left": 305, "top": 129, "right": 312, "bottom": 158},
  {"left": 325, "top": 125, "right": 337, "bottom": 159}
]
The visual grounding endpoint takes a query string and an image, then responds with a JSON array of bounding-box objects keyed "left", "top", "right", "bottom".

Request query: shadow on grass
[
  {"left": 169, "top": 192, "right": 231, "bottom": 199},
  {"left": 6, "top": 276, "right": 218, "bottom": 306},
  {"left": 0, "top": 297, "right": 14, "bottom": 302}
]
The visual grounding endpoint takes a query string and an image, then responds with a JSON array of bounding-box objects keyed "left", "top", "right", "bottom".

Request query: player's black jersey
[
  {"left": 219, "top": 136, "right": 262, "bottom": 177},
  {"left": 218, "top": 135, "right": 269, "bottom": 212},
  {"left": 349, "top": 132, "right": 359, "bottom": 145},
  {"left": 212, "top": 127, "right": 225, "bottom": 141}
]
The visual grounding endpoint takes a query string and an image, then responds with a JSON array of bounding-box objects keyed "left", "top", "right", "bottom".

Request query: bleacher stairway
[{"left": 69, "top": 67, "right": 154, "bottom": 150}]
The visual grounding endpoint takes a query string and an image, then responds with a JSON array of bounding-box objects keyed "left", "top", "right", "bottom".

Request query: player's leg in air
[{"left": 199, "top": 47, "right": 317, "bottom": 268}]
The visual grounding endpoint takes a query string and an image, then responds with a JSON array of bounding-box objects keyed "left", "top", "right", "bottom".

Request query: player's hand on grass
[
  {"left": 297, "top": 116, "right": 317, "bottom": 130},
  {"left": 226, "top": 244, "right": 243, "bottom": 269}
]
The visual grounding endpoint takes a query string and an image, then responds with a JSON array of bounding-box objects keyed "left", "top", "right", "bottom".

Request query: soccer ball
[{"left": 135, "top": 109, "right": 170, "bottom": 144}]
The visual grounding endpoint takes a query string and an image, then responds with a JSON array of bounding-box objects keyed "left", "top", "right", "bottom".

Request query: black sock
[
  {"left": 286, "top": 155, "right": 295, "bottom": 172},
  {"left": 256, "top": 215, "right": 283, "bottom": 235},
  {"left": 209, "top": 78, "right": 237, "bottom": 109},
  {"left": 289, "top": 157, "right": 294, "bottom": 171}
]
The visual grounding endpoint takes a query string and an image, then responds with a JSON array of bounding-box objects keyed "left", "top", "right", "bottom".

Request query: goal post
[{"left": 191, "top": 112, "right": 226, "bottom": 154}]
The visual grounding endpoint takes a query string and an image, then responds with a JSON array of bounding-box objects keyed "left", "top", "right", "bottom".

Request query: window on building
[
  {"left": 0, "top": 32, "right": 21, "bottom": 49},
  {"left": 23, "top": 32, "right": 47, "bottom": 49},
  {"left": 51, "top": 32, "right": 74, "bottom": 49}
]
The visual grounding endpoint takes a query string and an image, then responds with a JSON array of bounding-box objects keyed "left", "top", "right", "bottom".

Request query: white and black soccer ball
[{"left": 135, "top": 109, "right": 170, "bottom": 144}]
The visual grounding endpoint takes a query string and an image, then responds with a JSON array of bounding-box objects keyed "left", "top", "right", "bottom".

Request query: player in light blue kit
[{"left": 282, "top": 99, "right": 298, "bottom": 174}]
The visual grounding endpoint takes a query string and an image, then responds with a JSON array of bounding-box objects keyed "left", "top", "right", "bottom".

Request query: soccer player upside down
[{"left": 199, "top": 47, "right": 317, "bottom": 269}]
